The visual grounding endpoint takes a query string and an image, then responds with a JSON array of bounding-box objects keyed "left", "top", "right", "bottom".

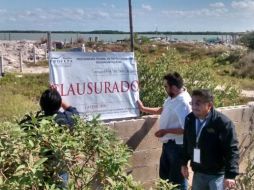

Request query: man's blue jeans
[
  {"left": 160, "top": 140, "right": 188, "bottom": 190},
  {"left": 192, "top": 172, "right": 224, "bottom": 190},
  {"left": 59, "top": 171, "right": 69, "bottom": 189}
]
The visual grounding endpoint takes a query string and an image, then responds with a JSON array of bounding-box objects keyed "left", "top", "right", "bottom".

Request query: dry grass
[{"left": 0, "top": 73, "right": 48, "bottom": 122}]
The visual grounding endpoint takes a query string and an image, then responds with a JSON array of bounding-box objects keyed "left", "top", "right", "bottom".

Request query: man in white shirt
[{"left": 138, "top": 72, "right": 191, "bottom": 190}]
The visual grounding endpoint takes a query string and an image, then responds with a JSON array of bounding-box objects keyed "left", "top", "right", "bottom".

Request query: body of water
[{"left": 0, "top": 32, "right": 234, "bottom": 43}]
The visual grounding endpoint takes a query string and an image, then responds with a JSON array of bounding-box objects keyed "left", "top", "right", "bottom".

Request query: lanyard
[{"left": 195, "top": 119, "right": 206, "bottom": 146}]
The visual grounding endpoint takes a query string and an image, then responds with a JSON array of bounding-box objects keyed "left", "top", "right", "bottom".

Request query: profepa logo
[{"left": 50, "top": 55, "right": 73, "bottom": 67}]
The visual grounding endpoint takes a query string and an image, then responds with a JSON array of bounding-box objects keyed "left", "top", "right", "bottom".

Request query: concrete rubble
[{"left": 0, "top": 40, "right": 47, "bottom": 72}]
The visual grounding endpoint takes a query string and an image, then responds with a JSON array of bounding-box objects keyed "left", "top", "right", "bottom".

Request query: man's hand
[
  {"left": 154, "top": 129, "right": 168, "bottom": 137},
  {"left": 137, "top": 100, "right": 144, "bottom": 112},
  {"left": 181, "top": 166, "right": 189, "bottom": 179},
  {"left": 224, "top": 179, "right": 236, "bottom": 189},
  {"left": 50, "top": 84, "right": 57, "bottom": 90},
  {"left": 136, "top": 100, "right": 162, "bottom": 115}
]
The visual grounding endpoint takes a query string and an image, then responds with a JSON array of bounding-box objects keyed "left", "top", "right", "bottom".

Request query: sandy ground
[
  {"left": 241, "top": 90, "right": 254, "bottom": 98},
  {"left": 22, "top": 66, "right": 49, "bottom": 74}
]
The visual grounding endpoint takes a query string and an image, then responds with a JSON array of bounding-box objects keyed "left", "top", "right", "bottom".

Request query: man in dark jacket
[
  {"left": 20, "top": 87, "right": 79, "bottom": 129},
  {"left": 39, "top": 87, "right": 79, "bottom": 129},
  {"left": 19, "top": 87, "right": 79, "bottom": 188},
  {"left": 181, "top": 89, "right": 239, "bottom": 190}
]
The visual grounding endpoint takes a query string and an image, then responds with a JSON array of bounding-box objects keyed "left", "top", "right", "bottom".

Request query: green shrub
[
  {"left": 236, "top": 157, "right": 254, "bottom": 190},
  {"left": 0, "top": 115, "right": 144, "bottom": 189},
  {"left": 239, "top": 31, "right": 254, "bottom": 50},
  {"left": 232, "top": 52, "right": 254, "bottom": 79},
  {"left": 0, "top": 114, "right": 179, "bottom": 190},
  {"left": 137, "top": 49, "right": 240, "bottom": 108},
  {"left": 155, "top": 179, "right": 179, "bottom": 190},
  {"left": 215, "top": 50, "right": 245, "bottom": 65},
  {"left": 139, "top": 36, "right": 150, "bottom": 44}
]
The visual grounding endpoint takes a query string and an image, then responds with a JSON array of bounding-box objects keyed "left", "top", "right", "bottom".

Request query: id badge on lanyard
[
  {"left": 193, "top": 119, "right": 206, "bottom": 164},
  {"left": 193, "top": 148, "right": 201, "bottom": 163}
]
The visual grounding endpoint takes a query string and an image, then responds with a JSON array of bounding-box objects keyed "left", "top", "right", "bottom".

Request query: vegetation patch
[
  {"left": 232, "top": 52, "right": 254, "bottom": 79},
  {"left": 0, "top": 73, "right": 48, "bottom": 122},
  {"left": 0, "top": 115, "right": 177, "bottom": 190},
  {"left": 137, "top": 49, "right": 241, "bottom": 108}
]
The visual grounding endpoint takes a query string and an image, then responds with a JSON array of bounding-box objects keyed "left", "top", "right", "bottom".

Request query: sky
[{"left": 0, "top": 0, "right": 254, "bottom": 32}]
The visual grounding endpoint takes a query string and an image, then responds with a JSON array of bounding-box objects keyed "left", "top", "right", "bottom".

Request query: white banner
[{"left": 49, "top": 52, "right": 140, "bottom": 120}]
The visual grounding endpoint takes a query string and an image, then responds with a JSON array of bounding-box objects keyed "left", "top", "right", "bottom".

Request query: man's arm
[
  {"left": 61, "top": 100, "right": 79, "bottom": 115},
  {"left": 221, "top": 120, "right": 239, "bottom": 188},
  {"left": 154, "top": 128, "right": 184, "bottom": 137},
  {"left": 154, "top": 103, "right": 191, "bottom": 137},
  {"left": 50, "top": 84, "right": 78, "bottom": 113},
  {"left": 137, "top": 100, "right": 162, "bottom": 115},
  {"left": 181, "top": 117, "right": 191, "bottom": 179},
  {"left": 61, "top": 101, "right": 71, "bottom": 110}
]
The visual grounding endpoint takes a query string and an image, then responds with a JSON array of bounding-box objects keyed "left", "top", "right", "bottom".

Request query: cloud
[
  {"left": 231, "top": 0, "right": 254, "bottom": 10},
  {"left": 76, "top": 9, "right": 85, "bottom": 16},
  {"left": 161, "top": 7, "right": 228, "bottom": 18},
  {"left": 0, "top": 8, "right": 125, "bottom": 25},
  {"left": 95, "top": 11, "right": 109, "bottom": 18},
  {"left": 209, "top": 2, "right": 225, "bottom": 8},
  {"left": 8, "top": 17, "right": 16, "bottom": 22},
  {"left": 142, "top": 4, "right": 152, "bottom": 11},
  {"left": 112, "top": 12, "right": 128, "bottom": 19},
  {"left": 101, "top": 3, "right": 115, "bottom": 8},
  {"left": 0, "top": 9, "right": 7, "bottom": 14}
]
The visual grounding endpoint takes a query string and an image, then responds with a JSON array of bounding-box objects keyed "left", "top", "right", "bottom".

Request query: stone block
[
  {"left": 142, "top": 179, "right": 156, "bottom": 190},
  {"left": 129, "top": 148, "right": 161, "bottom": 167},
  {"left": 129, "top": 164, "right": 159, "bottom": 182},
  {"left": 112, "top": 116, "right": 159, "bottom": 139}
]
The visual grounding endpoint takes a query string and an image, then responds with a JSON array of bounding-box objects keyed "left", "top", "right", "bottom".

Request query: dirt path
[
  {"left": 22, "top": 66, "right": 49, "bottom": 74},
  {"left": 241, "top": 90, "right": 254, "bottom": 98}
]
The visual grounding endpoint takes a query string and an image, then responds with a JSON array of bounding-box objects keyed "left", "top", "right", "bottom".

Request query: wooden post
[
  {"left": 33, "top": 46, "right": 36, "bottom": 64},
  {"left": 47, "top": 32, "right": 52, "bottom": 52},
  {"left": 0, "top": 54, "right": 3, "bottom": 77},
  {"left": 19, "top": 51, "right": 23, "bottom": 73},
  {"left": 45, "top": 48, "right": 48, "bottom": 60},
  {"left": 76, "top": 32, "right": 79, "bottom": 42},
  {"left": 128, "top": 0, "right": 134, "bottom": 52},
  {"left": 70, "top": 37, "right": 73, "bottom": 45},
  {"left": 81, "top": 44, "right": 86, "bottom": 52}
]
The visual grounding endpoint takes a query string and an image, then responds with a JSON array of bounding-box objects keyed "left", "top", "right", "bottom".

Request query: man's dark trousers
[{"left": 160, "top": 140, "right": 187, "bottom": 190}]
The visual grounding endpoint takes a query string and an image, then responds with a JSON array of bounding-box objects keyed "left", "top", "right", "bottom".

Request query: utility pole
[{"left": 128, "top": 0, "right": 134, "bottom": 52}]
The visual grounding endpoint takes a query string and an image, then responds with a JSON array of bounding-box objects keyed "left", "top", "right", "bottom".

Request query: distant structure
[
  {"left": 81, "top": 44, "right": 86, "bottom": 52},
  {"left": 203, "top": 37, "right": 223, "bottom": 44}
]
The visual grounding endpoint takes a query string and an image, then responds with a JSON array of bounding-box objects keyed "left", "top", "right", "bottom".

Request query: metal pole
[{"left": 128, "top": 0, "right": 134, "bottom": 52}]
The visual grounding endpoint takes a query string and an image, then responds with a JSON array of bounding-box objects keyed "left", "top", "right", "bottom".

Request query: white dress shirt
[{"left": 159, "top": 89, "right": 192, "bottom": 144}]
